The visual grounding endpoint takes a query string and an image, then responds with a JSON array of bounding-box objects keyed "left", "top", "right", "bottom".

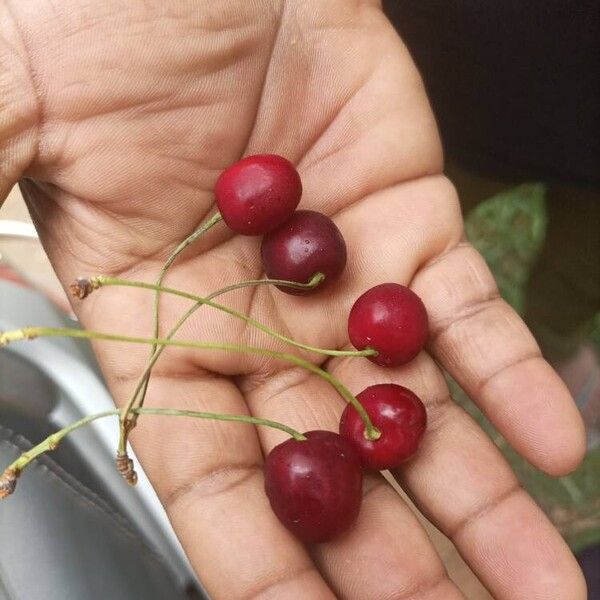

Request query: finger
[
  {"left": 330, "top": 352, "right": 587, "bottom": 600},
  {"left": 411, "top": 241, "right": 586, "bottom": 475},
  {"left": 240, "top": 369, "right": 465, "bottom": 600}
]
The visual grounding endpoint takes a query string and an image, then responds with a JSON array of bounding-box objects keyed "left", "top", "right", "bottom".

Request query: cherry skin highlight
[
  {"left": 348, "top": 283, "right": 428, "bottom": 367},
  {"left": 214, "top": 154, "right": 302, "bottom": 235},
  {"left": 264, "top": 430, "right": 363, "bottom": 543},
  {"left": 261, "top": 210, "right": 347, "bottom": 295},
  {"left": 340, "top": 384, "right": 426, "bottom": 470}
]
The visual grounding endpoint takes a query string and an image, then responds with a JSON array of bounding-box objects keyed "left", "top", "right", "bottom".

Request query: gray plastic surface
[
  {"left": 0, "top": 279, "right": 208, "bottom": 599},
  {"left": 0, "top": 428, "right": 189, "bottom": 600}
]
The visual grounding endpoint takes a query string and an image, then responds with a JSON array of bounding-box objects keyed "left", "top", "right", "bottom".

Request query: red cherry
[
  {"left": 214, "top": 154, "right": 302, "bottom": 235},
  {"left": 264, "top": 430, "right": 363, "bottom": 543},
  {"left": 348, "top": 283, "right": 428, "bottom": 367},
  {"left": 340, "top": 384, "right": 426, "bottom": 470},
  {"left": 260, "top": 210, "right": 347, "bottom": 295}
]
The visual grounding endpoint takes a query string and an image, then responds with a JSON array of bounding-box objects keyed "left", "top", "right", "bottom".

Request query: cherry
[
  {"left": 348, "top": 283, "right": 428, "bottom": 367},
  {"left": 261, "top": 210, "right": 347, "bottom": 295},
  {"left": 264, "top": 430, "right": 363, "bottom": 543},
  {"left": 214, "top": 154, "right": 302, "bottom": 235},
  {"left": 339, "top": 384, "right": 426, "bottom": 470}
]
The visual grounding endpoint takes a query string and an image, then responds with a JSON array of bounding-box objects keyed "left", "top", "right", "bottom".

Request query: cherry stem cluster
[
  {"left": 74, "top": 271, "right": 337, "bottom": 455},
  {"left": 110, "top": 273, "right": 329, "bottom": 455},
  {"left": 109, "top": 211, "right": 376, "bottom": 465},
  {"left": 4, "top": 213, "right": 382, "bottom": 491}
]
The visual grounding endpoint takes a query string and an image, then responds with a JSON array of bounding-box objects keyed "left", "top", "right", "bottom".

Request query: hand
[{"left": 5, "top": 1, "right": 587, "bottom": 598}]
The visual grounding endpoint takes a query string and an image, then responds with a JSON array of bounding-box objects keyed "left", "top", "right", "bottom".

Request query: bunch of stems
[{"left": 0, "top": 213, "right": 381, "bottom": 495}]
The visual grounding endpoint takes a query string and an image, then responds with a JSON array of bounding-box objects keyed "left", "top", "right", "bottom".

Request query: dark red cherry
[
  {"left": 260, "top": 210, "right": 347, "bottom": 294},
  {"left": 214, "top": 154, "right": 302, "bottom": 235},
  {"left": 340, "top": 384, "right": 426, "bottom": 470},
  {"left": 264, "top": 430, "right": 363, "bottom": 543},
  {"left": 348, "top": 283, "right": 428, "bottom": 367}
]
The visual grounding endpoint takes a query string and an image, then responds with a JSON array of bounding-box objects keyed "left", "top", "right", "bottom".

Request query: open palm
[{"left": 6, "top": 1, "right": 587, "bottom": 598}]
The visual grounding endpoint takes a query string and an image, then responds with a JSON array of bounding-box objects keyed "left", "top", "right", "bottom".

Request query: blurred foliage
[
  {"left": 460, "top": 185, "right": 600, "bottom": 553},
  {"left": 465, "top": 183, "right": 547, "bottom": 313}
]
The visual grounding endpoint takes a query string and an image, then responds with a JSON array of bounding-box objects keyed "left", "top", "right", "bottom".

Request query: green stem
[
  {"left": 142, "top": 211, "right": 224, "bottom": 419},
  {"left": 93, "top": 275, "right": 376, "bottom": 359},
  {"left": 0, "top": 406, "right": 307, "bottom": 498},
  {"left": 0, "top": 327, "right": 381, "bottom": 441},
  {"left": 151, "top": 211, "right": 224, "bottom": 344}
]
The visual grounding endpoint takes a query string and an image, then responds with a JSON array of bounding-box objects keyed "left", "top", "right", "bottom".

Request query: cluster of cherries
[{"left": 215, "top": 154, "right": 428, "bottom": 543}]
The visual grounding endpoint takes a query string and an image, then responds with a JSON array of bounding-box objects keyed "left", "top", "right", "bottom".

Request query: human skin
[{"left": 0, "top": 1, "right": 587, "bottom": 598}]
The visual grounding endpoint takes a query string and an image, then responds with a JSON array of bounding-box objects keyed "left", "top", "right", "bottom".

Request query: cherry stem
[
  {"left": 151, "top": 211, "right": 224, "bottom": 345},
  {"left": 0, "top": 327, "right": 381, "bottom": 441},
  {"left": 90, "top": 275, "right": 376, "bottom": 359},
  {"left": 140, "top": 211, "right": 224, "bottom": 422},
  {"left": 0, "top": 406, "right": 307, "bottom": 499}
]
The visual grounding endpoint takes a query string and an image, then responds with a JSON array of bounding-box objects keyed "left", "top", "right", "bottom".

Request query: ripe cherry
[
  {"left": 261, "top": 210, "right": 347, "bottom": 294},
  {"left": 339, "top": 384, "right": 426, "bottom": 470},
  {"left": 264, "top": 430, "right": 363, "bottom": 543},
  {"left": 348, "top": 283, "right": 428, "bottom": 367},
  {"left": 214, "top": 154, "right": 302, "bottom": 235}
]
